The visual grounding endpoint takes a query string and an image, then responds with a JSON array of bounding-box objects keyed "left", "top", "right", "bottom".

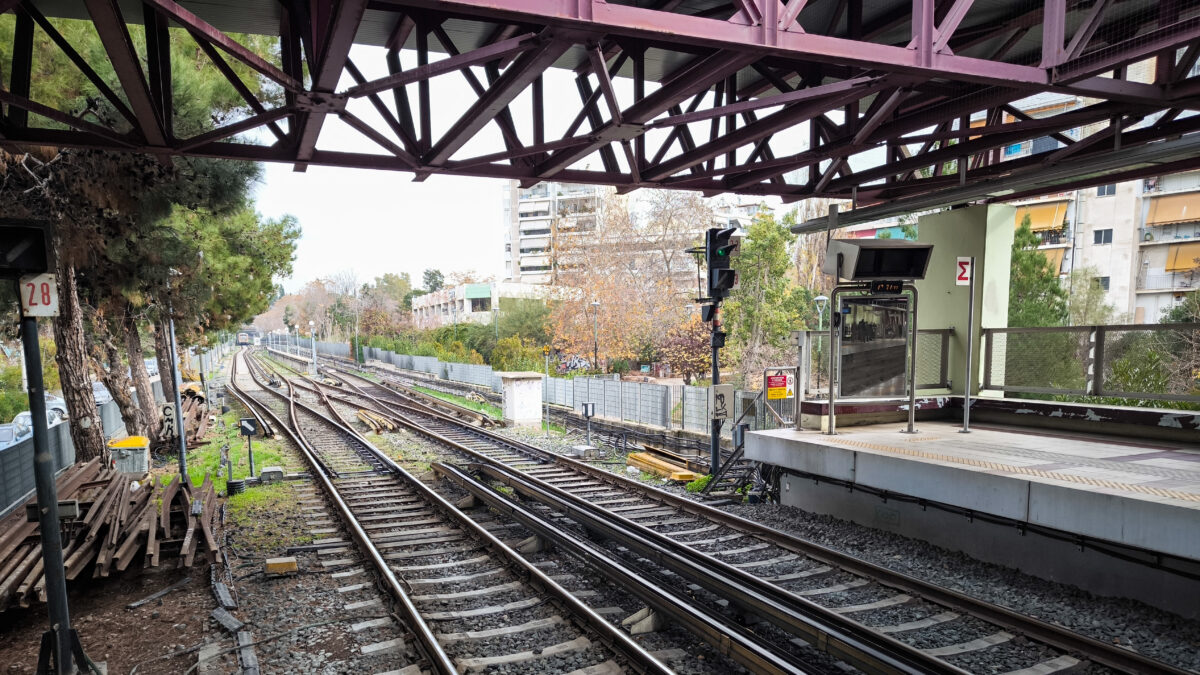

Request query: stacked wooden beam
[
  {"left": 626, "top": 452, "right": 701, "bottom": 482},
  {"left": 0, "top": 462, "right": 219, "bottom": 612}
]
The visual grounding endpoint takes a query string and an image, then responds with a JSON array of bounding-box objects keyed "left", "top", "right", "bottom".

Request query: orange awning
[
  {"left": 1166, "top": 241, "right": 1200, "bottom": 272},
  {"left": 1042, "top": 247, "right": 1066, "bottom": 274},
  {"left": 1015, "top": 202, "right": 1069, "bottom": 231},
  {"left": 1146, "top": 193, "right": 1200, "bottom": 226}
]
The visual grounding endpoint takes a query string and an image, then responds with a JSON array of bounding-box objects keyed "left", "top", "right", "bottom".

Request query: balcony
[
  {"left": 1035, "top": 228, "right": 1069, "bottom": 246},
  {"left": 1137, "top": 273, "right": 1197, "bottom": 291}
]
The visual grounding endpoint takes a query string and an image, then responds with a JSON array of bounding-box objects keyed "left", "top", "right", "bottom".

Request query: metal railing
[
  {"left": 1138, "top": 273, "right": 1195, "bottom": 291},
  {"left": 982, "top": 323, "right": 1200, "bottom": 403},
  {"left": 800, "top": 328, "right": 953, "bottom": 398}
]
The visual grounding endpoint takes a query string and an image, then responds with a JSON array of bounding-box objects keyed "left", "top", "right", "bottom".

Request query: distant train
[{"left": 236, "top": 332, "right": 251, "bottom": 346}]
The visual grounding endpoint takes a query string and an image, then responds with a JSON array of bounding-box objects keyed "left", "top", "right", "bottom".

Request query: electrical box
[{"left": 822, "top": 239, "right": 933, "bottom": 281}]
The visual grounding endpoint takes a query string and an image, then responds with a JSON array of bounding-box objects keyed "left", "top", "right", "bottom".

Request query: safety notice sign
[{"left": 766, "top": 374, "right": 794, "bottom": 400}]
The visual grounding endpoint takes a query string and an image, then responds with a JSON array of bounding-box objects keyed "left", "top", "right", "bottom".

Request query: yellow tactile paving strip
[{"left": 825, "top": 436, "right": 1200, "bottom": 504}]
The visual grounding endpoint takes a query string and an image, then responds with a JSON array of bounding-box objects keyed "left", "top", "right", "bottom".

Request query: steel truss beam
[{"left": 2, "top": 0, "right": 1198, "bottom": 218}]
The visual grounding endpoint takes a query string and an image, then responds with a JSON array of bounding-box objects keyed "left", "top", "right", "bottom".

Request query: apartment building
[
  {"left": 501, "top": 181, "right": 609, "bottom": 284},
  {"left": 845, "top": 170, "right": 1200, "bottom": 324},
  {"left": 410, "top": 281, "right": 551, "bottom": 330}
]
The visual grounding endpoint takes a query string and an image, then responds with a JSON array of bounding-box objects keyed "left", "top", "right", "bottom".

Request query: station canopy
[{"left": 3, "top": 0, "right": 1200, "bottom": 225}]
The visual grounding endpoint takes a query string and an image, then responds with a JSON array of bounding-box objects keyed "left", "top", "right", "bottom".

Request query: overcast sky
[{"left": 253, "top": 44, "right": 808, "bottom": 293}]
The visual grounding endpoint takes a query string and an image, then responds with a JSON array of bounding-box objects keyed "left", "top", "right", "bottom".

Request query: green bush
[{"left": 685, "top": 474, "right": 712, "bottom": 493}]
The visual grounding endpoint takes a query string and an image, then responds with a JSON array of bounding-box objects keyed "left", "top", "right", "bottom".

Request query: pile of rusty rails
[
  {"left": 0, "top": 459, "right": 218, "bottom": 611},
  {"left": 310, "top": 363, "right": 1193, "bottom": 675},
  {"left": 152, "top": 387, "right": 211, "bottom": 451}
]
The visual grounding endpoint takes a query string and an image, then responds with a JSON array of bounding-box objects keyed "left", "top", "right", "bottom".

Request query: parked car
[
  {"left": 12, "top": 409, "right": 65, "bottom": 441},
  {"left": 0, "top": 424, "right": 17, "bottom": 450},
  {"left": 126, "top": 359, "right": 160, "bottom": 378},
  {"left": 92, "top": 381, "right": 113, "bottom": 405},
  {"left": 44, "top": 393, "right": 68, "bottom": 418}
]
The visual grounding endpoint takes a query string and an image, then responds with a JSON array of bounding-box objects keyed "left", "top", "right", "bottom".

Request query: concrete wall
[
  {"left": 912, "top": 205, "right": 1013, "bottom": 394},
  {"left": 777, "top": 474, "right": 1200, "bottom": 619}
]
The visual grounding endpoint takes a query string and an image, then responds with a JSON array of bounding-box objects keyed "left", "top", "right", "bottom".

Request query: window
[
  {"left": 1031, "top": 136, "right": 1062, "bottom": 154},
  {"left": 1097, "top": 184, "right": 1116, "bottom": 196},
  {"left": 1093, "top": 228, "right": 1113, "bottom": 244},
  {"left": 470, "top": 298, "right": 491, "bottom": 312},
  {"left": 1093, "top": 276, "right": 1110, "bottom": 291}
]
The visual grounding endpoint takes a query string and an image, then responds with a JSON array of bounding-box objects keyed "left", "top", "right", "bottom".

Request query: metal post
[
  {"left": 960, "top": 257, "right": 976, "bottom": 433},
  {"left": 167, "top": 306, "right": 189, "bottom": 484},
  {"left": 21, "top": 315, "right": 77, "bottom": 675},
  {"left": 544, "top": 350, "right": 550, "bottom": 438},
  {"left": 903, "top": 285, "right": 919, "bottom": 434},
  {"left": 827, "top": 289, "right": 839, "bottom": 435},
  {"left": 246, "top": 434, "right": 255, "bottom": 478},
  {"left": 591, "top": 301, "right": 600, "bottom": 372},
  {"left": 795, "top": 331, "right": 807, "bottom": 431},
  {"left": 710, "top": 333, "right": 721, "bottom": 475}
]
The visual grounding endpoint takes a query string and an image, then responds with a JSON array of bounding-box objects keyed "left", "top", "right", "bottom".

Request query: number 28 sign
[{"left": 18, "top": 273, "right": 59, "bottom": 317}]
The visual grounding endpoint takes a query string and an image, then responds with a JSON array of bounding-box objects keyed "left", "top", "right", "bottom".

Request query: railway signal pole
[{"left": 701, "top": 227, "right": 738, "bottom": 474}]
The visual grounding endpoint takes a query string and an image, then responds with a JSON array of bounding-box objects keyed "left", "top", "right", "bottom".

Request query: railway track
[
  {"left": 257, "top": 352, "right": 1191, "bottom": 675},
  {"left": 234, "top": 350, "right": 668, "bottom": 675}
]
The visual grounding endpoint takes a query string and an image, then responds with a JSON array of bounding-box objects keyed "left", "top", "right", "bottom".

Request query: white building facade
[{"left": 410, "top": 281, "right": 551, "bottom": 330}]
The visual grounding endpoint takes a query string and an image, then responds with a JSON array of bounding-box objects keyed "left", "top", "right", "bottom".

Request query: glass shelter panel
[{"left": 839, "top": 296, "right": 910, "bottom": 398}]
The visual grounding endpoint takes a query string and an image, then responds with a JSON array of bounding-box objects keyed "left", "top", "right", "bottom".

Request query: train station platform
[{"left": 746, "top": 421, "right": 1200, "bottom": 616}]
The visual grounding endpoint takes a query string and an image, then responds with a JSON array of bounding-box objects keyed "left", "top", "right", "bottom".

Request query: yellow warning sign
[{"left": 766, "top": 374, "right": 794, "bottom": 400}]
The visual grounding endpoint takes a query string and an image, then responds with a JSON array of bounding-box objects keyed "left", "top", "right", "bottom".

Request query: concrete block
[{"left": 258, "top": 466, "right": 284, "bottom": 483}]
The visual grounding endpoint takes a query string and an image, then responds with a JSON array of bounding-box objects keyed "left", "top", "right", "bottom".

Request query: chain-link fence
[{"left": 982, "top": 323, "right": 1200, "bottom": 404}]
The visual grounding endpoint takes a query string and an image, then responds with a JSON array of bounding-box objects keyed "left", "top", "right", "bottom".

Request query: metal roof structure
[{"left": 3, "top": 0, "right": 1199, "bottom": 223}]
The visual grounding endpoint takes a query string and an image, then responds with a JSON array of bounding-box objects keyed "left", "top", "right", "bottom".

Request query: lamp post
[
  {"left": 590, "top": 300, "right": 600, "bottom": 372},
  {"left": 493, "top": 305, "right": 499, "bottom": 341},
  {"left": 166, "top": 271, "right": 188, "bottom": 485},
  {"left": 814, "top": 295, "right": 829, "bottom": 331}
]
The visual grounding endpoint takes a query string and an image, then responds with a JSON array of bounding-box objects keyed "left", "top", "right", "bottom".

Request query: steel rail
[
  {"left": 434, "top": 461, "right": 816, "bottom": 675},
  {"left": 248, "top": 351, "right": 674, "bottom": 675},
  {"left": 322, "top": 356, "right": 1192, "bottom": 675},
  {"left": 313, "top": 371, "right": 957, "bottom": 674},
  {"left": 464, "top": 461, "right": 965, "bottom": 675},
  {"left": 228, "top": 350, "right": 459, "bottom": 675}
]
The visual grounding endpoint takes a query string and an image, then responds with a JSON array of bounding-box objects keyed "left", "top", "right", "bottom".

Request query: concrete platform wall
[{"left": 779, "top": 473, "right": 1200, "bottom": 619}]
